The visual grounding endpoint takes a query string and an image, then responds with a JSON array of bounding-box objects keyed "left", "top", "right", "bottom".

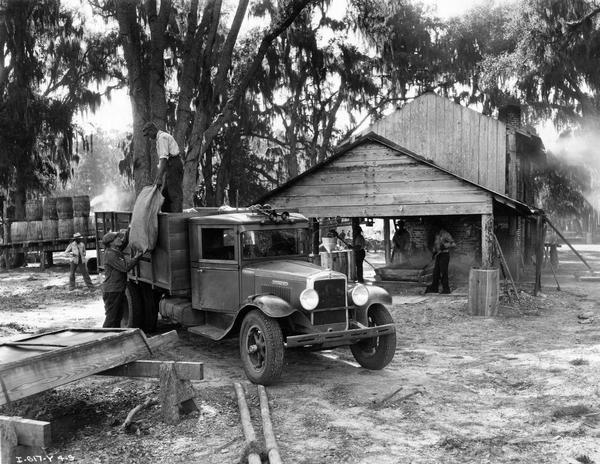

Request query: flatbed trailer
[{"left": 0, "top": 235, "right": 97, "bottom": 270}]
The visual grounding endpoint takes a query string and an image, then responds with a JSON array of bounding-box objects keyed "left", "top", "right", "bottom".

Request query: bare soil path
[{"left": 1, "top": 248, "right": 599, "bottom": 463}]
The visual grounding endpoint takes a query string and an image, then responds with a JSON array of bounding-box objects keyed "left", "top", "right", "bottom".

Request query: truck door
[{"left": 190, "top": 225, "right": 239, "bottom": 312}]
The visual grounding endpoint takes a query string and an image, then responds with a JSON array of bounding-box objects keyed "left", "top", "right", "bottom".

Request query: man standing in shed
[
  {"left": 142, "top": 122, "right": 184, "bottom": 213},
  {"left": 425, "top": 225, "right": 456, "bottom": 294}
]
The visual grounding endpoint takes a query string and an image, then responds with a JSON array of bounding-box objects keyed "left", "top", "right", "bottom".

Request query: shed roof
[{"left": 260, "top": 132, "right": 541, "bottom": 218}]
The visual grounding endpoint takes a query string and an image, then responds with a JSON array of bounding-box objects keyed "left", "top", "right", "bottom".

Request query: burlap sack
[{"left": 129, "top": 186, "right": 164, "bottom": 253}]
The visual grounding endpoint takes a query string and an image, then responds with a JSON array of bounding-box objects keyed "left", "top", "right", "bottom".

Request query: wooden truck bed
[{"left": 95, "top": 209, "right": 218, "bottom": 296}]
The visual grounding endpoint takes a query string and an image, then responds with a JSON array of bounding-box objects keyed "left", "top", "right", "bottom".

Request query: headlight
[
  {"left": 351, "top": 284, "right": 369, "bottom": 306},
  {"left": 299, "top": 288, "right": 319, "bottom": 310}
]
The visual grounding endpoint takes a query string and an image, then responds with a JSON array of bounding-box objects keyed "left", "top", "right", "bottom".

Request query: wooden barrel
[
  {"left": 58, "top": 218, "right": 74, "bottom": 239},
  {"left": 468, "top": 268, "right": 499, "bottom": 316},
  {"left": 10, "top": 221, "right": 28, "bottom": 242},
  {"left": 42, "top": 219, "right": 59, "bottom": 240},
  {"left": 73, "top": 216, "right": 88, "bottom": 237},
  {"left": 42, "top": 197, "right": 58, "bottom": 220},
  {"left": 25, "top": 199, "right": 43, "bottom": 221},
  {"left": 72, "top": 195, "right": 90, "bottom": 217},
  {"left": 56, "top": 197, "right": 73, "bottom": 219},
  {"left": 26, "top": 221, "right": 44, "bottom": 241}
]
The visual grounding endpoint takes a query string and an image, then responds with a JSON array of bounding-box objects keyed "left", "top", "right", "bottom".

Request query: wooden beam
[
  {"left": 98, "top": 360, "right": 203, "bottom": 380},
  {"left": 534, "top": 214, "right": 544, "bottom": 295},
  {"left": 481, "top": 213, "right": 494, "bottom": 267},
  {"left": 383, "top": 219, "right": 391, "bottom": 264},
  {"left": 0, "top": 416, "right": 51, "bottom": 447}
]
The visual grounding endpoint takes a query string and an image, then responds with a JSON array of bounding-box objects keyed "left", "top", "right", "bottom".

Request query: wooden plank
[
  {"left": 468, "top": 268, "right": 499, "bottom": 316},
  {"left": 280, "top": 202, "right": 493, "bottom": 218},
  {"left": 98, "top": 360, "right": 203, "bottom": 380},
  {"left": 273, "top": 191, "right": 491, "bottom": 207},
  {"left": 287, "top": 180, "right": 484, "bottom": 196},
  {"left": 0, "top": 416, "right": 51, "bottom": 447},
  {"left": 0, "top": 329, "right": 157, "bottom": 406}
]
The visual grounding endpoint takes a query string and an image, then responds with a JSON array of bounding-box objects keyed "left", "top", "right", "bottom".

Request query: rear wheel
[
  {"left": 350, "top": 305, "right": 396, "bottom": 370},
  {"left": 140, "top": 283, "right": 160, "bottom": 333},
  {"left": 122, "top": 282, "right": 144, "bottom": 329},
  {"left": 86, "top": 257, "right": 98, "bottom": 275},
  {"left": 239, "top": 310, "right": 284, "bottom": 385}
]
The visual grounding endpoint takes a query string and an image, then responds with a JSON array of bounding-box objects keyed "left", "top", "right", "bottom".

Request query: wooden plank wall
[
  {"left": 369, "top": 93, "right": 507, "bottom": 194},
  {"left": 268, "top": 142, "right": 493, "bottom": 218}
]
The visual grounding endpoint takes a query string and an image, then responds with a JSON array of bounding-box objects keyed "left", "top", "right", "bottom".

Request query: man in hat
[
  {"left": 142, "top": 121, "right": 183, "bottom": 213},
  {"left": 65, "top": 232, "right": 94, "bottom": 291},
  {"left": 392, "top": 220, "right": 411, "bottom": 265},
  {"left": 101, "top": 230, "right": 143, "bottom": 328}
]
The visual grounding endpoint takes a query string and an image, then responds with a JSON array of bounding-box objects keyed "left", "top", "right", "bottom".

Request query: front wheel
[
  {"left": 239, "top": 310, "right": 284, "bottom": 385},
  {"left": 350, "top": 305, "right": 396, "bottom": 370}
]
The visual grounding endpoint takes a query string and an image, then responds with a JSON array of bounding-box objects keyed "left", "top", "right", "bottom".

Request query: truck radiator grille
[
  {"left": 261, "top": 285, "right": 291, "bottom": 302},
  {"left": 312, "top": 309, "right": 347, "bottom": 326},
  {"left": 314, "top": 279, "right": 346, "bottom": 309}
]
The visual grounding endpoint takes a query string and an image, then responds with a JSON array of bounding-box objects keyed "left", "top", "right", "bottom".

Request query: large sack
[{"left": 129, "top": 186, "right": 164, "bottom": 253}]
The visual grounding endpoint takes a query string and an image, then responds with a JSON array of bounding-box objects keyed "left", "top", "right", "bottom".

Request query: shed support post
[
  {"left": 533, "top": 215, "right": 544, "bottom": 296},
  {"left": 383, "top": 219, "right": 391, "bottom": 264},
  {"left": 481, "top": 213, "right": 494, "bottom": 267}
]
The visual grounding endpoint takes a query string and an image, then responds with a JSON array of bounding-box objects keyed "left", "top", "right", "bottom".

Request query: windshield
[{"left": 242, "top": 228, "right": 310, "bottom": 259}]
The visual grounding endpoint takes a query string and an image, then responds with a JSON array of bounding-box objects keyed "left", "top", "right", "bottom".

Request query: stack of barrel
[
  {"left": 42, "top": 197, "right": 58, "bottom": 240},
  {"left": 26, "top": 199, "right": 44, "bottom": 241},
  {"left": 72, "top": 195, "right": 90, "bottom": 238},
  {"left": 8, "top": 195, "right": 91, "bottom": 242}
]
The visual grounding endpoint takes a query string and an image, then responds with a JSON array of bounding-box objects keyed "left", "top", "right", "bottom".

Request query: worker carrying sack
[{"left": 129, "top": 186, "right": 164, "bottom": 253}]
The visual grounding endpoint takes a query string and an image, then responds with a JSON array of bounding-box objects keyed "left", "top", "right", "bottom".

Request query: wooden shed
[
  {"left": 362, "top": 93, "right": 546, "bottom": 277},
  {"left": 260, "top": 132, "right": 541, "bottom": 282}
]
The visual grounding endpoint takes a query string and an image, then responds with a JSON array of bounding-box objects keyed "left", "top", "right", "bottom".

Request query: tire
[
  {"left": 121, "top": 282, "right": 145, "bottom": 329},
  {"left": 86, "top": 257, "right": 98, "bottom": 275},
  {"left": 140, "top": 283, "right": 160, "bottom": 333},
  {"left": 239, "top": 310, "right": 284, "bottom": 385},
  {"left": 350, "top": 305, "right": 396, "bottom": 370}
]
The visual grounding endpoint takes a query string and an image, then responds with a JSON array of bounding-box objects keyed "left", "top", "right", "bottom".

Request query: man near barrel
[
  {"left": 65, "top": 232, "right": 94, "bottom": 291},
  {"left": 101, "top": 230, "right": 143, "bottom": 328},
  {"left": 142, "top": 122, "right": 183, "bottom": 213},
  {"left": 425, "top": 225, "right": 456, "bottom": 294}
]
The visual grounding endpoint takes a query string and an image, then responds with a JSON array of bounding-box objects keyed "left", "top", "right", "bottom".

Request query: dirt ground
[{"left": 1, "top": 246, "right": 600, "bottom": 464}]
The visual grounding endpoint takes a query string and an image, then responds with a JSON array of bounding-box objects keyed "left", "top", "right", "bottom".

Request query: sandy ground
[{"left": 1, "top": 247, "right": 599, "bottom": 463}]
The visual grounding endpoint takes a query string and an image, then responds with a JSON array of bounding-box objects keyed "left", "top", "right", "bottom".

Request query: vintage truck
[{"left": 95, "top": 206, "right": 396, "bottom": 385}]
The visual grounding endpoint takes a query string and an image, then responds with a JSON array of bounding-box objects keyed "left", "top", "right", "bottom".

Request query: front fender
[
  {"left": 245, "top": 293, "right": 297, "bottom": 319},
  {"left": 350, "top": 285, "right": 392, "bottom": 326}
]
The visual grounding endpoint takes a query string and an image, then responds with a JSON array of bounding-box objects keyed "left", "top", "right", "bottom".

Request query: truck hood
[{"left": 244, "top": 259, "right": 346, "bottom": 280}]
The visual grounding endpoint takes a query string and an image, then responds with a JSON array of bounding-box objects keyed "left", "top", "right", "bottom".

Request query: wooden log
[
  {"left": 234, "top": 383, "right": 261, "bottom": 464},
  {"left": 258, "top": 386, "right": 282, "bottom": 464},
  {"left": 468, "top": 268, "right": 499, "bottom": 316},
  {"left": 0, "top": 416, "right": 51, "bottom": 447},
  {"left": 99, "top": 360, "right": 203, "bottom": 380}
]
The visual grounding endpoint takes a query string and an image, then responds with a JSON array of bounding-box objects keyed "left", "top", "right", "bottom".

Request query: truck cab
[{"left": 96, "top": 206, "right": 396, "bottom": 385}]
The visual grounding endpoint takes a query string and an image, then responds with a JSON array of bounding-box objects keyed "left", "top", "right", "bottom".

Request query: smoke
[
  {"left": 90, "top": 183, "right": 135, "bottom": 212},
  {"left": 547, "top": 130, "right": 600, "bottom": 211}
]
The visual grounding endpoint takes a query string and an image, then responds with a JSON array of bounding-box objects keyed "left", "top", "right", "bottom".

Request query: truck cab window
[
  {"left": 242, "top": 229, "right": 310, "bottom": 259},
  {"left": 202, "top": 228, "right": 235, "bottom": 260}
]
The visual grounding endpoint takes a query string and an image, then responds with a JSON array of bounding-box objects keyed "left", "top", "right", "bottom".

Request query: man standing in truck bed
[
  {"left": 101, "top": 230, "right": 143, "bottom": 328},
  {"left": 142, "top": 121, "right": 183, "bottom": 213}
]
